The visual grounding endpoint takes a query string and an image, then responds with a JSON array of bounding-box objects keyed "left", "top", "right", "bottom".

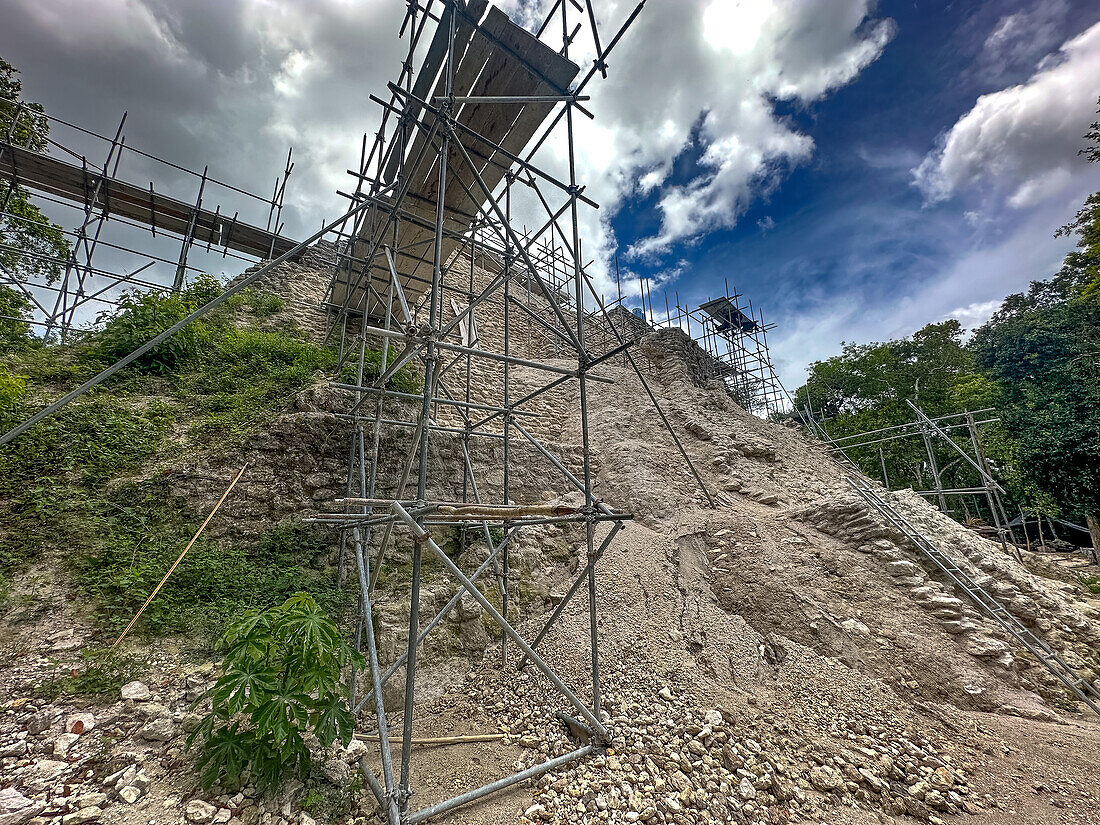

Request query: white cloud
[
  {"left": 943, "top": 299, "right": 1000, "bottom": 334},
  {"left": 4, "top": 0, "right": 896, "bottom": 309},
  {"left": 567, "top": 0, "right": 896, "bottom": 260},
  {"left": 978, "top": 0, "right": 1071, "bottom": 81},
  {"left": 1, "top": 0, "right": 407, "bottom": 237},
  {"left": 914, "top": 20, "right": 1100, "bottom": 208},
  {"left": 767, "top": 187, "right": 1095, "bottom": 390}
]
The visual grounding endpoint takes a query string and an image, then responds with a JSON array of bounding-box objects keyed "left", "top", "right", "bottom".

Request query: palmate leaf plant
[{"left": 187, "top": 593, "right": 365, "bottom": 792}]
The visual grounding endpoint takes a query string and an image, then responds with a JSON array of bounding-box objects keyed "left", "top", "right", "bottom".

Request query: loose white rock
[
  {"left": 185, "top": 800, "right": 217, "bottom": 824},
  {"left": 0, "top": 787, "right": 43, "bottom": 825},
  {"left": 121, "top": 681, "right": 151, "bottom": 701}
]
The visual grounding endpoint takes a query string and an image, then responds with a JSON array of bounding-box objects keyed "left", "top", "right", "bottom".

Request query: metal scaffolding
[
  {"left": 0, "top": 2, "right": 730, "bottom": 819},
  {"left": 0, "top": 97, "right": 297, "bottom": 338},
  {"left": 306, "top": 1, "right": 709, "bottom": 820},
  {"left": 807, "top": 402, "right": 1015, "bottom": 555},
  {"left": 646, "top": 279, "right": 790, "bottom": 417}
]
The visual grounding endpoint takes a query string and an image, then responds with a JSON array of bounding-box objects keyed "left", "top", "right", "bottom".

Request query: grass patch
[
  {"left": 71, "top": 490, "right": 348, "bottom": 645},
  {"left": 0, "top": 277, "right": 351, "bottom": 635},
  {"left": 31, "top": 647, "right": 148, "bottom": 701},
  {"left": 0, "top": 393, "right": 172, "bottom": 589},
  {"left": 245, "top": 291, "right": 286, "bottom": 318},
  {"left": 1080, "top": 574, "right": 1100, "bottom": 595},
  {"left": 175, "top": 327, "right": 336, "bottom": 448}
]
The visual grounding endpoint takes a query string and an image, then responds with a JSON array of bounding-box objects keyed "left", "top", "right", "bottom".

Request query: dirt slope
[{"left": 3, "top": 253, "right": 1100, "bottom": 825}]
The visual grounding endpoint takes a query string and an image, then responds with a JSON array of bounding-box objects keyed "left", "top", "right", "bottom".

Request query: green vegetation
[
  {"left": 299, "top": 775, "right": 364, "bottom": 823},
  {"left": 0, "top": 246, "right": 424, "bottom": 638},
  {"left": 970, "top": 266, "right": 1100, "bottom": 539},
  {"left": 0, "top": 394, "right": 172, "bottom": 582},
  {"left": 0, "top": 269, "right": 350, "bottom": 632},
  {"left": 179, "top": 326, "right": 335, "bottom": 444},
  {"left": 188, "top": 594, "right": 363, "bottom": 792},
  {"left": 336, "top": 341, "right": 422, "bottom": 397},
  {"left": 794, "top": 104, "right": 1100, "bottom": 557},
  {"left": 88, "top": 275, "right": 222, "bottom": 375},
  {"left": 1, "top": 56, "right": 70, "bottom": 290},
  {"left": 792, "top": 319, "right": 1006, "bottom": 500},
  {"left": 73, "top": 500, "right": 345, "bottom": 642}
]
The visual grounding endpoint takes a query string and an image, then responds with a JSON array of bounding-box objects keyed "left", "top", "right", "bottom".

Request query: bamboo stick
[
  {"left": 110, "top": 465, "right": 248, "bottom": 649},
  {"left": 354, "top": 733, "right": 506, "bottom": 746}
]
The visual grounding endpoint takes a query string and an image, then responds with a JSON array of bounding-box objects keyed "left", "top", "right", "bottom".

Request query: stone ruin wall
[
  {"left": 181, "top": 241, "right": 759, "bottom": 541},
  {"left": 167, "top": 240, "right": 1100, "bottom": 708}
]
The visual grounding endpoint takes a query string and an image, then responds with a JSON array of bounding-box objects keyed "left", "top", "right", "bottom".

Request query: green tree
[
  {"left": 0, "top": 284, "right": 33, "bottom": 353},
  {"left": 88, "top": 275, "right": 222, "bottom": 374},
  {"left": 188, "top": 594, "right": 363, "bottom": 791},
  {"left": 971, "top": 102, "right": 1100, "bottom": 559},
  {"left": 1, "top": 56, "right": 70, "bottom": 331},
  {"left": 793, "top": 320, "right": 1001, "bottom": 499},
  {"left": 972, "top": 236, "right": 1100, "bottom": 559}
]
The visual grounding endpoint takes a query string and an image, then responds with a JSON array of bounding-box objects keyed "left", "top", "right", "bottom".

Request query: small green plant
[
  {"left": 336, "top": 343, "right": 422, "bottom": 395},
  {"left": 246, "top": 291, "right": 287, "bottom": 318},
  {"left": 1080, "top": 574, "right": 1100, "bottom": 595},
  {"left": 188, "top": 594, "right": 364, "bottom": 792},
  {"left": 300, "top": 774, "right": 363, "bottom": 821},
  {"left": 0, "top": 365, "right": 26, "bottom": 430}
]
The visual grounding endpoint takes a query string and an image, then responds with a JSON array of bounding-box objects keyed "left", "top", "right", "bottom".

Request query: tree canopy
[
  {"left": 970, "top": 166, "right": 1100, "bottom": 546},
  {"left": 0, "top": 55, "right": 71, "bottom": 317},
  {"left": 792, "top": 320, "right": 1001, "bottom": 497},
  {"left": 793, "top": 101, "right": 1100, "bottom": 554}
]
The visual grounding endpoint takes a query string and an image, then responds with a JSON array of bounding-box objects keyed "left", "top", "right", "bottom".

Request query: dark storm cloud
[{"left": 0, "top": 0, "right": 406, "bottom": 237}]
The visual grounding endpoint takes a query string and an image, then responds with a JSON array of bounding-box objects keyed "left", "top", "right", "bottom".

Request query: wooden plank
[
  {"left": 482, "top": 6, "right": 578, "bottom": 93},
  {"left": 427, "top": 10, "right": 547, "bottom": 181},
  {"left": 448, "top": 8, "right": 579, "bottom": 201},
  {"left": 381, "top": 0, "right": 488, "bottom": 186},
  {"left": 429, "top": 8, "right": 579, "bottom": 221},
  {"left": 339, "top": 6, "right": 579, "bottom": 315},
  {"left": 0, "top": 142, "right": 299, "bottom": 259},
  {"left": 398, "top": 15, "right": 496, "bottom": 198}
]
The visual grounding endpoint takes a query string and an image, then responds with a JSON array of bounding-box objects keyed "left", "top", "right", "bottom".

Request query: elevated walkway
[
  {"left": 0, "top": 141, "right": 299, "bottom": 260},
  {"left": 328, "top": 1, "right": 579, "bottom": 318}
]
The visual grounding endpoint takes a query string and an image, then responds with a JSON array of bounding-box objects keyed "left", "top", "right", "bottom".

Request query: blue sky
[
  {"left": 596, "top": 0, "right": 1100, "bottom": 387},
  {"left": 3, "top": 0, "right": 1100, "bottom": 391}
]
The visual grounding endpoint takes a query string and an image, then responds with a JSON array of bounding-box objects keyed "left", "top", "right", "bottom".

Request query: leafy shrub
[
  {"left": 0, "top": 284, "right": 35, "bottom": 352},
  {"left": 188, "top": 594, "right": 364, "bottom": 791},
  {"left": 0, "top": 395, "right": 171, "bottom": 580},
  {"left": 336, "top": 343, "right": 422, "bottom": 396},
  {"left": 88, "top": 276, "right": 222, "bottom": 374},
  {"left": 177, "top": 327, "right": 335, "bottom": 446},
  {"left": 73, "top": 501, "right": 344, "bottom": 644},
  {"left": 0, "top": 365, "right": 26, "bottom": 429}
]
